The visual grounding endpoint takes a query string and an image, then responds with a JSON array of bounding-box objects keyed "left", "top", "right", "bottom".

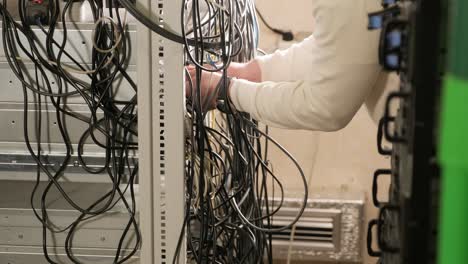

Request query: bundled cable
[
  {"left": 0, "top": 0, "right": 140, "bottom": 263},
  {"left": 0, "top": 0, "right": 309, "bottom": 263},
  {"left": 180, "top": 0, "right": 309, "bottom": 263}
]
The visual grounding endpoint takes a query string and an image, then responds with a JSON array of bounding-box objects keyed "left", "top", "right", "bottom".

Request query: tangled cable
[
  {"left": 0, "top": 0, "right": 309, "bottom": 263},
  {"left": 179, "top": 0, "right": 309, "bottom": 263},
  {"left": 0, "top": 0, "right": 139, "bottom": 263}
]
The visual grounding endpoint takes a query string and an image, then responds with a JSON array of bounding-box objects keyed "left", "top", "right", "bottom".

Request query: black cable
[
  {"left": 255, "top": 6, "right": 294, "bottom": 41},
  {"left": 1, "top": 0, "right": 309, "bottom": 263},
  {"left": 179, "top": 1, "right": 308, "bottom": 262},
  {"left": 0, "top": 1, "right": 141, "bottom": 263},
  {"left": 117, "top": 0, "right": 238, "bottom": 49}
]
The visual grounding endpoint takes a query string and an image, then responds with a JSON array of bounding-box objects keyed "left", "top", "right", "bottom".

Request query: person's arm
[
  {"left": 226, "top": 61, "right": 261, "bottom": 83},
  {"left": 230, "top": 64, "right": 380, "bottom": 131},
  {"left": 226, "top": 36, "right": 319, "bottom": 83},
  {"left": 227, "top": 0, "right": 382, "bottom": 131},
  {"left": 254, "top": 36, "right": 318, "bottom": 82}
]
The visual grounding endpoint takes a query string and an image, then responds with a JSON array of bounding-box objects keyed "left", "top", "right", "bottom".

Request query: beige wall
[{"left": 255, "top": 1, "right": 390, "bottom": 263}]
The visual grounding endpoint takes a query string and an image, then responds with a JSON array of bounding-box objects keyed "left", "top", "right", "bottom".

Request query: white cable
[
  {"left": 91, "top": 11, "right": 128, "bottom": 54},
  {"left": 17, "top": 11, "right": 129, "bottom": 75},
  {"left": 15, "top": 54, "right": 115, "bottom": 75},
  {"left": 206, "top": 0, "right": 228, "bottom": 12},
  {"left": 286, "top": 134, "right": 320, "bottom": 264}
]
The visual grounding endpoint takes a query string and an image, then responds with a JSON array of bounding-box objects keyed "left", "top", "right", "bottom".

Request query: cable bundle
[
  {"left": 180, "top": 0, "right": 309, "bottom": 263},
  {"left": 0, "top": 0, "right": 139, "bottom": 263},
  {"left": 0, "top": 0, "right": 309, "bottom": 263}
]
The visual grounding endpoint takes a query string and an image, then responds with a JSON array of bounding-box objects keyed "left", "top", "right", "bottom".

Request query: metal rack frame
[{"left": 137, "top": 0, "right": 186, "bottom": 263}]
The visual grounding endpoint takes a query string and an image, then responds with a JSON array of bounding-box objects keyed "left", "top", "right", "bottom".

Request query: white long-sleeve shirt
[{"left": 229, "top": 0, "right": 397, "bottom": 131}]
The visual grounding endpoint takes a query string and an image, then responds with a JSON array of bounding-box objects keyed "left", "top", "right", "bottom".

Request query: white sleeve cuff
[
  {"left": 255, "top": 52, "right": 293, "bottom": 82},
  {"left": 229, "top": 78, "right": 261, "bottom": 119}
]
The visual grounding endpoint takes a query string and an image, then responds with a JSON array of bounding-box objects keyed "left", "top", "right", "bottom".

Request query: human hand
[
  {"left": 226, "top": 61, "right": 261, "bottom": 83},
  {"left": 185, "top": 65, "right": 222, "bottom": 111},
  {"left": 185, "top": 60, "right": 260, "bottom": 111}
]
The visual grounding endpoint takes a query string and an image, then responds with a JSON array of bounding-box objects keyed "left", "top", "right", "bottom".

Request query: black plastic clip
[
  {"left": 383, "top": 92, "right": 409, "bottom": 143},
  {"left": 367, "top": 219, "right": 382, "bottom": 257},
  {"left": 372, "top": 169, "right": 393, "bottom": 207},
  {"left": 377, "top": 117, "right": 392, "bottom": 156},
  {"left": 378, "top": 205, "right": 400, "bottom": 253},
  {"left": 379, "top": 19, "right": 407, "bottom": 71},
  {"left": 368, "top": 5, "right": 401, "bottom": 30}
]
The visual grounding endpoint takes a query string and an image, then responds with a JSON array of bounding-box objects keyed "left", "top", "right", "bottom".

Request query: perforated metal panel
[
  {"left": 0, "top": 2, "right": 142, "bottom": 263},
  {"left": 0, "top": 0, "right": 186, "bottom": 262},
  {"left": 136, "top": 0, "right": 186, "bottom": 263},
  {"left": 268, "top": 198, "right": 364, "bottom": 263}
]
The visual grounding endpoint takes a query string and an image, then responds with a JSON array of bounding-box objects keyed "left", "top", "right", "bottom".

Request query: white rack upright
[{"left": 137, "top": 0, "right": 186, "bottom": 263}]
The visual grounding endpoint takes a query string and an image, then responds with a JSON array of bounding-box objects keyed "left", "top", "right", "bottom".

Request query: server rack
[{"left": 368, "top": 0, "right": 447, "bottom": 263}]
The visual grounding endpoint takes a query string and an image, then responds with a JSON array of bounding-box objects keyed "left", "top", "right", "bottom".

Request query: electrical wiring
[
  {"left": 0, "top": 0, "right": 309, "bottom": 263},
  {"left": 116, "top": 0, "right": 243, "bottom": 49},
  {"left": 255, "top": 6, "right": 294, "bottom": 41},
  {"left": 0, "top": 1, "right": 140, "bottom": 263},
  {"left": 285, "top": 133, "right": 319, "bottom": 264},
  {"left": 179, "top": 0, "right": 309, "bottom": 263}
]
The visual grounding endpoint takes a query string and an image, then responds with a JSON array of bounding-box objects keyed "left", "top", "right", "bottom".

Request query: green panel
[
  {"left": 438, "top": 1, "right": 468, "bottom": 263},
  {"left": 438, "top": 75, "right": 468, "bottom": 264},
  {"left": 439, "top": 76, "right": 468, "bottom": 166},
  {"left": 439, "top": 167, "right": 468, "bottom": 264}
]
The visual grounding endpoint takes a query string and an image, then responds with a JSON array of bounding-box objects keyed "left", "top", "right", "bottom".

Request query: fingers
[
  {"left": 185, "top": 72, "right": 197, "bottom": 100},
  {"left": 184, "top": 65, "right": 222, "bottom": 111},
  {"left": 185, "top": 66, "right": 202, "bottom": 102},
  {"left": 185, "top": 65, "right": 204, "bottom": 93},
  {"left": 186, "top": 64, "right": 196, "bottom": 71}
]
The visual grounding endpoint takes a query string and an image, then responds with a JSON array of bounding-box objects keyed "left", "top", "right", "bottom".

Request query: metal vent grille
[
  {"left": 267, "top": 198, "right": 364, "bottom": 262},
  {"left": 267, "top": 207, "right": 340, "bottom": 251},
  {"left": 271, "top": 219, "right": 334, "bottom": 244}
]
